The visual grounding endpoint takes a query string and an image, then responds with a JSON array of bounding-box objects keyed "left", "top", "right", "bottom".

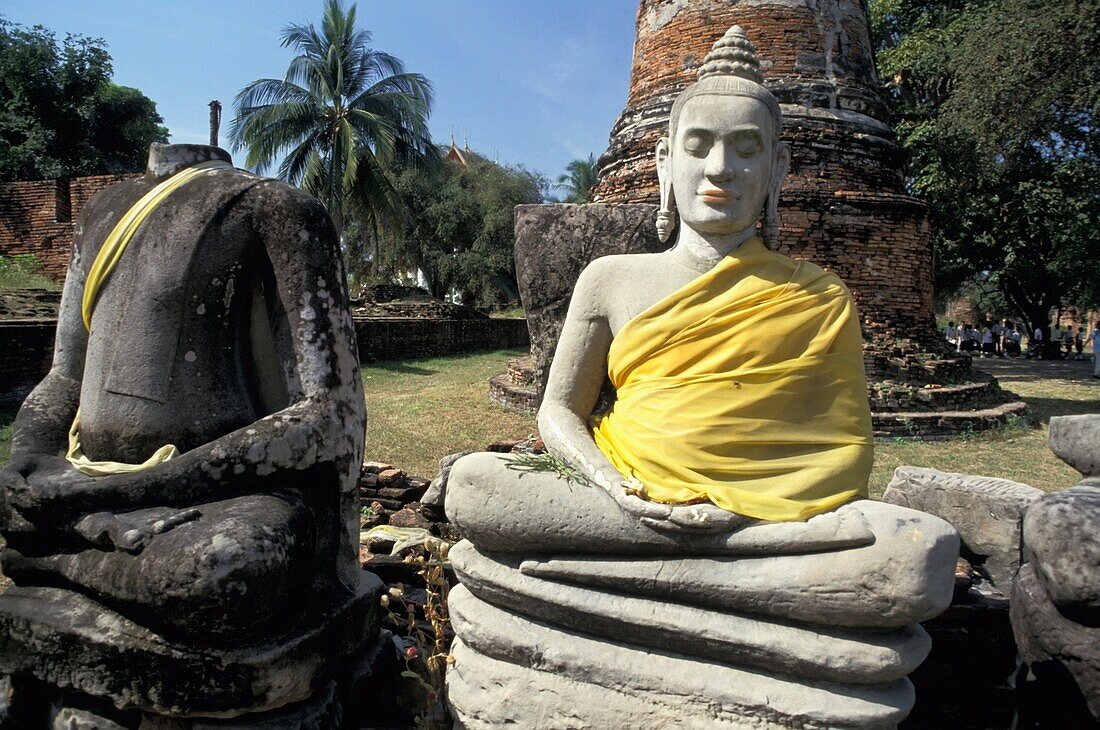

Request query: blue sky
[{"left": 2, "top": 0, "right": 639, "bottom": 184}]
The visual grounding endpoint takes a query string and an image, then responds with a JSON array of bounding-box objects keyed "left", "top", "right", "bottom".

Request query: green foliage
[
  {"left": 555, "top": 153, "right": 598, "bottom": 203},
  {"left": 870, "top": 0, "right": 1100, "bottom": 336},
  {"left": 230, "top": 0, "right": 438, "bottom": 237},
  {"left": 506, "top": 452, "right": 598, "bottom": 491},
  {"left": 372, "top": 150, "right": 545, "bottom": 306},
  {"left": 0, "top": 254, "right": 59, "bottom": 290},
  {"left": 0, "top": 18, "right": 168, "bottom": 181}
]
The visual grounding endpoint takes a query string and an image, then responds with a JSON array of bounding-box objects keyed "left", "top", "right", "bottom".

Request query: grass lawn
[
  {"left": 363, "top": 350, "right": 537, "bottom": 477},
  {"left": 0, "top": 409, "right": 13, "bottom": 466}
]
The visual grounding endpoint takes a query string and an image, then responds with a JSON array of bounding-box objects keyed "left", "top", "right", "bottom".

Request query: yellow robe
[{"left": 591, "top": 238, "right": 873, "bottom": 522}]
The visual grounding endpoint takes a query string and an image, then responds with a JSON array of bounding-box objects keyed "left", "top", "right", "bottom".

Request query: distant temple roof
[{"left": 445, "top": 137, "right": 468, "bottom": 167}]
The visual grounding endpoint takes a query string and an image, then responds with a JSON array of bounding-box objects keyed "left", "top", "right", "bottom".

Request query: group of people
[
  {"left": 945, "top": 320, "right": 1023, "bottom": 358},
  {"left": 945, "top": 318, "right": 1100, "bottom": 377}
]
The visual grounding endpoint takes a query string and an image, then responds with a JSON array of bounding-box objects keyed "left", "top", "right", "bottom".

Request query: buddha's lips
[{"left": 699, "top": 188, "right": 737, "bottom": 203}]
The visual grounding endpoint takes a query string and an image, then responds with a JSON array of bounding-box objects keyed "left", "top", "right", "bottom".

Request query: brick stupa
[{"left": 505, "top": 0, "right": 1025, "bottom": 437}]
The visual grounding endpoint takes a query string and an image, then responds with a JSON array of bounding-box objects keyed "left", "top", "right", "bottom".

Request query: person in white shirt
[
  {"left": 945, "top": 321, "right": 957, "bottom": 345},
  {"left": 1030, "top": 326, "right": 1044, "bottom": 359},
  {"left": 1086, "top": 326, "right": 1100, "bottom": 378}
]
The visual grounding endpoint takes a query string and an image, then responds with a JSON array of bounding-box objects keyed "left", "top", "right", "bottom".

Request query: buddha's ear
[
  {"left": 771, "top": 141, "right": 791, "bottom": 197},
  {"left": 655, "top": 137, "right": 671, "bottom": 188},
  {"left": 763, "top": 142, "right": 791, "bottom": 249}
]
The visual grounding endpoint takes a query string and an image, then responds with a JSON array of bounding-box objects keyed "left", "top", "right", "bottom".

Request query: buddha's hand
[
  {"left": 0, "top": 453, "right": 71, "bottom": 518},
  {"left": 609, "top": 477, "right": 750, "bottom": 534}
]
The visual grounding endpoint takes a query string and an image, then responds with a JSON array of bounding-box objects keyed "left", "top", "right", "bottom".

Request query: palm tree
[
  {"left": 230, "top": 0, "right": 438, "bottom": 235},
  {"left": 556, "top": 153, "right": 599, "bottom": 203}
]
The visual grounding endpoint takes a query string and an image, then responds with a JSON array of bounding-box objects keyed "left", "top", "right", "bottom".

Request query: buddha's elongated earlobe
[
  {"left": 763, "top": 142, "right": 791, "bottom": 250},
  {"left": 655, "top": 138, "right": 675, "bottom": 243}
]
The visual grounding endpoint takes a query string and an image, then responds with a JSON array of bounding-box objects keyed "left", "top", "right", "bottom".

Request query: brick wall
[{"left": 0, "top": 173, "right": 136, "bottom": 280}]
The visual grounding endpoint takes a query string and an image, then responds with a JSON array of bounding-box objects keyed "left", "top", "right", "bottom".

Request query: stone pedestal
[
  {"left": 442, "top": 454, "right": 959, "bottom": 728},
  {"left": 0, "top": 574, "right": 386, "bottom": 728}
]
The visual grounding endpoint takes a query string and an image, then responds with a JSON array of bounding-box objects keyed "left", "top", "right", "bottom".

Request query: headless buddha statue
[
  {"left": 443, "top": 28, "right": 959, "bottom": 728},
  {"left": 0, "top": 144, "right": 367, "bottom": 656}
]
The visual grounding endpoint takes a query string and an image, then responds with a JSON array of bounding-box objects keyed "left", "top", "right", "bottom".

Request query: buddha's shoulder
[
  {"left": 767, "top": 251, "right": 852, "bottom": 298},
  {"left": 579, "top": 252, "right": 669, "bottom": 279}
]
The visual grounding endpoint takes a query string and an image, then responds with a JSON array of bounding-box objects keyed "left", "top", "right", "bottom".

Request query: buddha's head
[{"left": 655, "top": 27, "right": 790, "bottom": 247}]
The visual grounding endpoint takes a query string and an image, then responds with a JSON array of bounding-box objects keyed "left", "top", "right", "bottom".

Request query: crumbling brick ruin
[
  {"left": 584, "top": 0, "right": 1026, "bottom": 435},
  {"left": 0, "top": 174, "right": 137, "bottom": 280}
]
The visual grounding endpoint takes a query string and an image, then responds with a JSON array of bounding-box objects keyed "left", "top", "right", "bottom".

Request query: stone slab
[
  {"left": 513, "top": 203, "right": 664, "bottom": 401},
  {"left": 0, "top": 573, "right": 383, "bottom": 718},
  {"left": 448, "top": 554, "right": 929, "bottom": 684},
  {"left": 446, "top": 590, "right": 915, "bottom": 729},
  {"left": 883, "top": 465, "right": 1042, "bottom": 588}
]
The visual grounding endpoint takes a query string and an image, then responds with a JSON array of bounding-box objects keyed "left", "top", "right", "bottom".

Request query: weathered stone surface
[
  {"left": 1049, "top": 414, "right": 1100, "bottom": 479},
  {"left": 1022, "top": 486, "right": 1100, "bottom": 624},
  {"left": 447, "top": 607, "right": 915, "bottom": 730},
  {"left": 513, "top": 203, "right": 665, "bottom": 398},
  {"left": 445, "top": 454, "right": 958, "bottom": 728},
  {"left": 451, "top": 543, "right": 930, "bottom": 683},
  {"left": 0, "top": 143, "right": 382, "bottom": 725},
  {"left": 883, "top": 465, "right": 1042, "bottom": 588},
  {"left": 0, "top": 574, "right": 383, "bottom": 718},
  {"left": 1011, "top": 562, "right": 1100, "bottom": 719},
  {"left": 420, "top": 452, "right": 469, "bottom": 513}
]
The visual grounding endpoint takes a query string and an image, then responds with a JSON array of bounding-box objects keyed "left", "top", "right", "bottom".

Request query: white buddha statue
[{"left": 442, "top": 27, "right": 958, "bottom": 728}]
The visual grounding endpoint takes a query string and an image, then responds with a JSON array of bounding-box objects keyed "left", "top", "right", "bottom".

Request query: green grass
[
  {"left": 0, "top": 409, "right": 14, "bottom": 466},
  {"left": 870, "top": 359, "right": 1097, "bottom": 495},
  {"left": 0, "top": 254, "right": 60, "bottom": 291},
  {"left": 363, "top": 349, "right": 536, "bottom": 477},
  {"left": 488, "top": 306, "right": 525, "bottom": 319}
]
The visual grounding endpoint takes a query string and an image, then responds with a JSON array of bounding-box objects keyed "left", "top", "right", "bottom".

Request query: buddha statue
[
  {"left": 0, "top": 144, "right": 382, "bottom": 725},
  {"left": 442, "top": 28, "right": 959, "bottom": 727}
]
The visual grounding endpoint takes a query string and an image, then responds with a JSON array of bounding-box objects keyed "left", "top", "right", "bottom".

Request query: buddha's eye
[
  {"left": 682, "top": 132, "right": 712, "bottom": 157},
  {"left": 734, "top": 132, "right": 763, "bottom": 157}
]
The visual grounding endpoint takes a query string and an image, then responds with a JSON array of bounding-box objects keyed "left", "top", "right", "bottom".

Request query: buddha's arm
[
  {"left": 9, "top": 239, "right": 88, "bottom": 460},
  {"left": 11, "top": 186, "right": 365, "bottom": 521},
  {"left": 538, "top": 263, "right": 625, "bottom": 492}
]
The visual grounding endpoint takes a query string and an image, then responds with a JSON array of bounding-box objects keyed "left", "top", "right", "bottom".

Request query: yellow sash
[
  {"left": 67, "top": 160, "right": 231, "bottom": 476},
  {"left": 591, "top": 238, "right": 873, "bottom": 522}
]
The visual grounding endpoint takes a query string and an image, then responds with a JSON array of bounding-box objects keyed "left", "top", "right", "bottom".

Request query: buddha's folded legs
[
  {"left": 0, "top": 493, "right": 314, "bottom": 645},
  {"left": 446, "top": 451, "right": 876, "bottom": 556}
]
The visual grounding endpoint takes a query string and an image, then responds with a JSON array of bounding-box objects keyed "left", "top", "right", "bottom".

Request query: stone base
[
  {"left": 0, "top": 573, "right": 384, "bottom": 722},
  {"left": 447, "top": 623, "right": 914, "bottom": 729}
]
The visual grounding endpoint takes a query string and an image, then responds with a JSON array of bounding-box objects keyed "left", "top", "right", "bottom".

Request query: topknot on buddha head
[{"left": 668, "top": 25, "right": 782, "bottom": 145}]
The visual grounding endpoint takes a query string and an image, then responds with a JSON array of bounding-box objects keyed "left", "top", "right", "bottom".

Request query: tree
[
  {"left": 230, "top": 0, "right": 438, "bottom": 237},
  {"left": 0, "top": 19, "right": 168, "bottom": 182},
  {"left": 373, "top": 149, "right": 545, "bottom": 305},
  {"left": 556, "top": 153, "right": 598, "bottom": 203},
  {"left": 871, "top": 0, "right": 1100, "bottom": 340}
]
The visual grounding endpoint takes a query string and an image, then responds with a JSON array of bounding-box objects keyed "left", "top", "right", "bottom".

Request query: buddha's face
[{"left": 659, "top": 94, "right": 781, "bottom": 237}]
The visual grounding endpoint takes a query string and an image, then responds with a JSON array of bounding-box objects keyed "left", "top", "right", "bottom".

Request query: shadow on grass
[
  {"left": 975, "top": 359, "right": 1098, "bottom": 383},
  {"left": 1022, "top": 396, "right": 1100, "bottom": 424},
  {"left": 365, "top": 361, "right": 439, "bottom": 376}
]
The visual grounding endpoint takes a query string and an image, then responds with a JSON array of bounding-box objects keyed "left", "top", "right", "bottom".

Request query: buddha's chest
[{"left": 80, "top": 176, "right": 265, "bottom": 408}]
